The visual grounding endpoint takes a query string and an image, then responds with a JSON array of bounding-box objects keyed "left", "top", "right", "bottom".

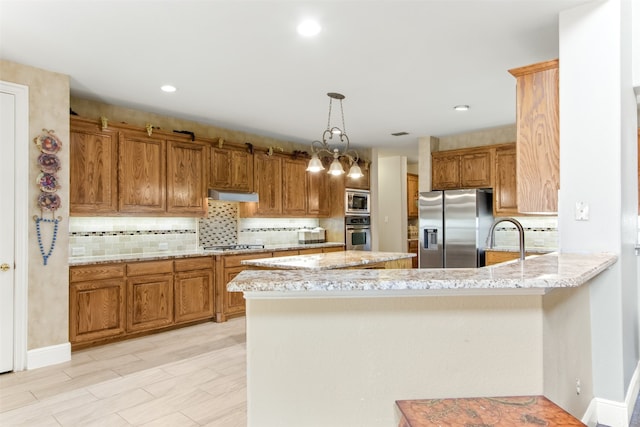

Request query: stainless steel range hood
[{"left": 207, "top": 189, "right": 259, "bottom": 202}]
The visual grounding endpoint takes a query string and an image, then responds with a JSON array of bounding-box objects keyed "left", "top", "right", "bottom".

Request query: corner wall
[
  {"left": 0, "top": 60, "right": 70, "bottom": 360},
  {"left": 558, "top": 1, "right": 639, "bottom": 424}
]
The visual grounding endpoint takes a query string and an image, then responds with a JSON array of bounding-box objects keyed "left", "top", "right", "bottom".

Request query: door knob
[{"left": 0, "top": 263, "right": 10, "bottom": 272}]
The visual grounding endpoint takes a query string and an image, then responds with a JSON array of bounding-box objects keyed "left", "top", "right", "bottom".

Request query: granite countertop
[
  {"left": 68, "top": 242, "right": 345, "bottom": 266},
  {"left": 241, "top": 250, "right": 415, "bottom": 270},
  {"left": 485, "top": 246, "right": 555, "bottom": 254},
  {"left": 228, "top": 252, "right": 617, "bottom": 298}
]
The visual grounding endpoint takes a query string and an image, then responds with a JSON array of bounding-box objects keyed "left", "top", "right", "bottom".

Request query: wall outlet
[
  {"left": 575, "top": 201, "right": 589, "bottom": 221},
  {"left": 575, "top": 378, "right": 581, "bottom": 395},
  {"left": 158, "top": 242, "right": 169, "bottom": 250}
]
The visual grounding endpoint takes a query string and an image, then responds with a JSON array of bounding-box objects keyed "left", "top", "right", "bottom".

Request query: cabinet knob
[{"left": 0, "top": 263, "right": 10, "bottom": 272}]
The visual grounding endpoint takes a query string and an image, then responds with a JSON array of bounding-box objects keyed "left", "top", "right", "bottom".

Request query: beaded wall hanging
[{"left": 33, "top": 129, "right": 62, "bottom": 265}]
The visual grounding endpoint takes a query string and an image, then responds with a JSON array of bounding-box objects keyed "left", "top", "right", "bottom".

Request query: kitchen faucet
[{"left": 487, "top": 217, "right": 526, "bottom": 261}]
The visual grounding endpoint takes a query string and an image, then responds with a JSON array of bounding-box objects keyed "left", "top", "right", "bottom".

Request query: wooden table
[{"left": 396, "top": 396, "right": 586, "bottom": 426}]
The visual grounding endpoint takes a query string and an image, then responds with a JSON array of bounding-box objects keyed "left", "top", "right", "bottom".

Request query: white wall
[
  {"left": 246, "top": 295, "right": 544, "bottom": 427},
  {"left": 376, "top": 155, "right": 407, "bottom": 252},
  {"left": 558, "top": 1, "right": 639, "bottom": 422}
]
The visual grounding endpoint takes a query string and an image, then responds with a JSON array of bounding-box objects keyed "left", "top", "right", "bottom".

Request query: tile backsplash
[
  {"left": 69, "top": 217, "right": 198, "bottom": 257},
  {"left": 492, "top": 216, "right": 558, "bottom": 250}
]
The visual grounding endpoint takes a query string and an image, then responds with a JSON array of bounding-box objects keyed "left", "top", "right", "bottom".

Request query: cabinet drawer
[
  {"left": 299, "top": 248, "right": 323, "bottom": 255},
  {"left": 223, "top": 252, "right": 270, "bottom": 268},
  {"left": 127, "top": 260, "right": 173, "bottom": 276},
  {"left": 272, "top": 250, "right": 298, "bottom": 257},
  {"left": 174, "top": 257, "right": 213, "bottom": 272},
  {"left": 323, "top": 246, "right": 344, "bottom": 253},
  {"left": 70, "top": 263, "right": 125, "bottom": 282}
]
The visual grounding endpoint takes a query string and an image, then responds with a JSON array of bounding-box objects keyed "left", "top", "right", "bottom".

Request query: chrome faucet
[{"left": 487, "top": 217, "right": 526, "bottom": 261}]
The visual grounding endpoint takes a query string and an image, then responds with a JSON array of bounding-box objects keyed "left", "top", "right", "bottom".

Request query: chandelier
[{"left": 306, "top": 92, "right": 363, "bottom": 178}]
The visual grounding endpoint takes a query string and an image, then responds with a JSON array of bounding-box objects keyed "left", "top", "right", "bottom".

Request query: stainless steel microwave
[{"left": 345, "top": 189, "right": 370, "bottom": 215}]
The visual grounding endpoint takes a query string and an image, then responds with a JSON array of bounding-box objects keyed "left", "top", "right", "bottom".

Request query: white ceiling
[{"left": 0, "top": 0, "right": 590, "bottom": 163}]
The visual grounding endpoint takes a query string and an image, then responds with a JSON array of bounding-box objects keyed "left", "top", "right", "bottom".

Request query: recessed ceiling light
[
  {"left": 161, "top": 85, "right": 177, "bottom": 93},
  {"left": 453, "top": 105, "right": 470, "bottom": 111},
  {"left": 297, "top": 19, "right": 321, "bottom": 37}
]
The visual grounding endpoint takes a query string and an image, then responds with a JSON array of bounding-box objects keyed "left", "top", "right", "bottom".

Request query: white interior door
[{"left": 0, "top": 90, "right": 16, "bottom": 373}]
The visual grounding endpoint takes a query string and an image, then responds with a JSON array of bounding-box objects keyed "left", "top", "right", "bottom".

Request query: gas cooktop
[{"left": 203, "top": 244, "right": 265, "bottom": 251}]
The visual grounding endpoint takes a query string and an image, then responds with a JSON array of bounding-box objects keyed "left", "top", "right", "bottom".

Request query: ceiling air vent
[{"left": 391, "top": 131, "right": 409, "bottom": 136}]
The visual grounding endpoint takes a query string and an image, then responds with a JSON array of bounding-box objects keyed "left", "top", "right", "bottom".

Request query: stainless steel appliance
[
  {"left": 345, "top": 216, "right": 371, "bottom": 251},
  {"left": 345, "top": 189, "right": 370, "bottom": 215},
  {"left": 419, "top": 189, "right": 493, "bottom": 268}
]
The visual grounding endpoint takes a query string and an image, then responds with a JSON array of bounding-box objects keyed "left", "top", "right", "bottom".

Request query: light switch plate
[{"left": 575, "top": 201, "right": 589, "bottom": 221}]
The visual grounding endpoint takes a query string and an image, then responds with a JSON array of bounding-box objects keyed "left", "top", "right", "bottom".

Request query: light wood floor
[{"left": 0, "top": 318, "right": 247, "bottom": 426}]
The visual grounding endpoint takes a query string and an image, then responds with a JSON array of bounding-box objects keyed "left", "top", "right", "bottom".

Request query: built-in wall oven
[{"left": 345, "top": 216, "right": 371, "bottom": 251}]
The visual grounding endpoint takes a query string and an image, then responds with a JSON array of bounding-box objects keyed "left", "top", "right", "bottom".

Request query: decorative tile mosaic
[{"left": 198, "top": 200, "right": 238, "bottom": 247}]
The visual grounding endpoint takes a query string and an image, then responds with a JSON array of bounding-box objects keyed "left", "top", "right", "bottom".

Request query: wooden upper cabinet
[
  {"left": 282, "top": 157, "right": 308, "bottom": 216},
  {"left": 407, "top": 173, "right": 419, "bottom": 218},
  {"left": 69, "top": 119, "right": 119, "bottom": 214},
  {"left": 307, "top": 169, "right": 330, "bottom": 217},
  {"left": 432, "top": 147, "right": 493, "bottom": 191},
  {"left": 167, "top": 140, "right": 207, "bottom": 216},
  {"left": 252, "top": 152, "right": 283, "bottom": 216},
  {"left": 460, "top": 150, "right": 492, "bottom": 188},
  {"left": 431, "top": 152, "right": 461, "bottom": 190},
  {"left": 209, "top": 146, "right": 254, "bottom": 192},
  {"left": 509, "top": 59, "right": 559, "bottom": 213},
  {"left": 343, "top": 159, "right": 370, "bottom": 190},
  {"left": 493, "top": 144, "right": 518, "bottom": 216},
  {"left": 118, "top": 134, "right": 166, "bottom": 214}
]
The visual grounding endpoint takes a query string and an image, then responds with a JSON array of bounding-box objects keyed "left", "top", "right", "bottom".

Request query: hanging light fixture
[{"left": 307, "top": 92, "right": 363, "bottom": 178}]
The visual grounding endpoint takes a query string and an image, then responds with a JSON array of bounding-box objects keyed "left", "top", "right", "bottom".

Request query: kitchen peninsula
[{"left": 228, "top": 252, "right": 617, "bottom": 427}]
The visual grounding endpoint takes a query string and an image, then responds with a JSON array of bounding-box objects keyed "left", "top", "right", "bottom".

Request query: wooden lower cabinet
[
  {"left": 126, "top": 273, "right": 174, "bottom": 332},
  {"left": 70, "top": 257, "right": 214, "bottom": 348},
  {"left": 215, "top": 252, "right": 267, "bottom": 322},
  {"left": 174, "top": 257, "right": 214, "bottom": 324},
  {"left": 485, "top": 250, "right": 549, "bottom": 266},
  {"left": 408, "top": 240, "right": 418, "bottom": 268},
  {"left": 69, "top": 278, "right": 126, "bottom": 344}
]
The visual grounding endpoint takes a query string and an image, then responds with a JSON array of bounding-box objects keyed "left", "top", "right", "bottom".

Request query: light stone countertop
[
  {"left": 68, "top": 242, "right": 345, "bottom": 266},
  {"left": 241, "top": 250, "right": 415, "bottom": 270},
  {"left": 228, "top": 252, "right": 617, "bottom": 298}
]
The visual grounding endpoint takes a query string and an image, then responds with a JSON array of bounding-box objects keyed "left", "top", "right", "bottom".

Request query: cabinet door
[
  {"left": 431, "top": 154, "right": 460, "bottom": 190},
  {"left": 343, "top": 159, "right": 370, "bottom": 190},
  {"left": 119, "top": 135, "right": 166, "bottom": 214},
  {"left": 69, "top": 279, "right": 125, "bottom": 344},
  {"left": 494, "top": 145, "right": 519, "bottom": 216},
  {"left": 253, "top": 153, "right": 283, "bottom": 215},
  {"left": 126, "top": 273, "right": 173, "bottom": 332},
  {"left": 283, "top": 158, "right": 307, "bottom": 216},
  {"left": 167, "top": 140, "right": 207, "bottom": 216},
  {"left": 509, "top": 59, "right": 559, "bottom": 213},
  {"left": 230, "top": 150, "right": 254, "bottom": 192},
  {"left": 307, "top": 170, "right": 330, "bottom": 217},
  {"left": 461, "top": 150, "right": 492, "bottom": 188},
  {"left": 174, "top": 269, "right": 214, "bottom": 323},
  {"left": 209, "top": 147, "right": 233, "bottom": 188},
  {"left": 69, "top": 124, "right": 119, "bottom": 214},
  {"left": 223, "top": 267, "right": 248, "bottom": 317},
  {"left": 407, "top": 173, "right": 419, "bottom": 218}
]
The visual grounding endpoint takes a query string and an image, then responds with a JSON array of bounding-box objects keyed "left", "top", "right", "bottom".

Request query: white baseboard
[
  {"left": 27, "top": 342, "right": 71, "bottom": 370},
  {"left": 587, "top": 360, "right": 640, "bottom": 427}
]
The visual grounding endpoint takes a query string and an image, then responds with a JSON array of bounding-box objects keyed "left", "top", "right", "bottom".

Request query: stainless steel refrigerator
[{"left": 419, "top": 189, "right": 493, "bottom": 268}]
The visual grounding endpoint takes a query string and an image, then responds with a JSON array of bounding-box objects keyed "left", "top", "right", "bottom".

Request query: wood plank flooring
[{"left": 0, "top": 318, "right": 247, "bottom": 426}]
